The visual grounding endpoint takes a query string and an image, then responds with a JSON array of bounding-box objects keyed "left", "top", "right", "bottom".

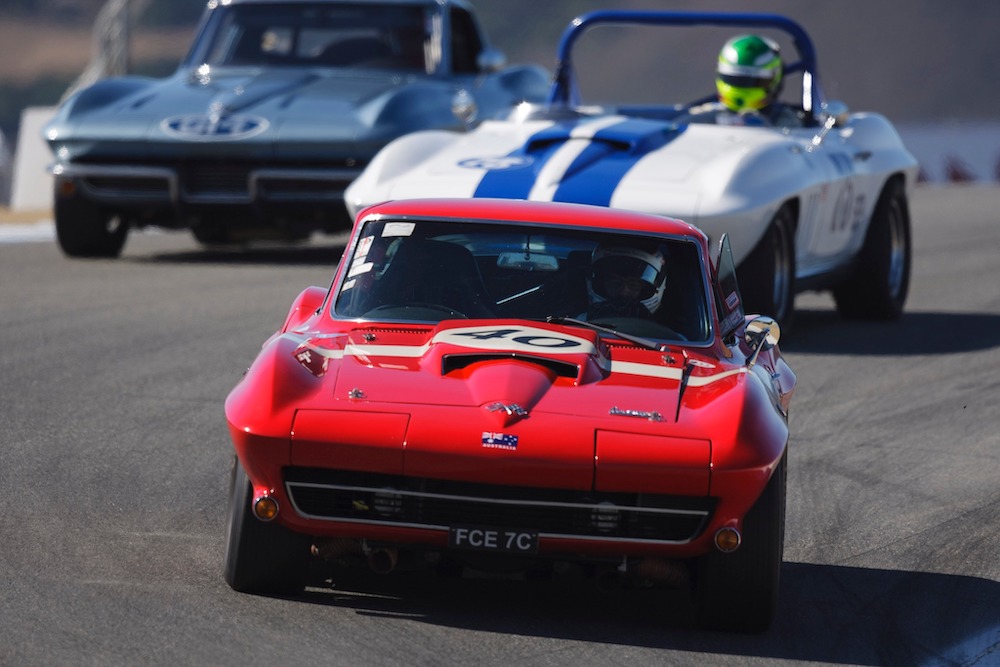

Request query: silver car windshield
[
  {"left": 333, "top": 218, "right": 712, "bottom": 344},
  {"left": 200, "top": 3, "right": 429, "bottom": 71}
]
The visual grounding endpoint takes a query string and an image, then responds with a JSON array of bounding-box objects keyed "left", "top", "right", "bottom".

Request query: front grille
[
  {"left": 285, "top": 468, "right": 713, "bottom": 544},
  {"left": 257, "top": 176, "right": 355, "bottom": 199},
  {"left": 75, "top": 157, "right": 361, "bottom": 203},
  {"left": 185, "top": 164, "right": 251, "bottom": 196},
  {"left": 84, "top": 176, "right": 170, "bottom": 196}
]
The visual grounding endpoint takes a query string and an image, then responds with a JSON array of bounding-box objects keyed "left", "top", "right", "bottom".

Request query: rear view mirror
[{"left": 497, "top": 251, "right": 559, "bottom": 272}]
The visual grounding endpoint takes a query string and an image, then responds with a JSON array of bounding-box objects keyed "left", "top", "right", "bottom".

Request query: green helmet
[{"left": 716, "top": 35, "right": 783, "bottom": 112}]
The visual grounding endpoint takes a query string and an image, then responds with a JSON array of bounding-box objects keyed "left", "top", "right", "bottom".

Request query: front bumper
[
  {"left": 52, "top": 161, "right": 361, "bottom": 206},
  {"left": 283, "top": 466, "right": 716, "bottom": 554}
]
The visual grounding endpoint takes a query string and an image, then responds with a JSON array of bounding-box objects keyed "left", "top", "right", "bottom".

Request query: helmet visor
[
  {"left": 716, "top": 81, "right": 772, "bottom": 111},
  {"left": 593, "top": 256, "right": 661, "bottom": 300},
  {"left": 718, "top": 72, "right": 774, "bottom": 89}
]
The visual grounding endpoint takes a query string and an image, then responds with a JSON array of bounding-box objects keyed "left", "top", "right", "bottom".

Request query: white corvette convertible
[{"left": 346, "top": 10, "right": 919, "bottom": 327}]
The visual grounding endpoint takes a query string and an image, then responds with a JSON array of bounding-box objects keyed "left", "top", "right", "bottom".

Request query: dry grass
[{"left": 0, "top": 206, "right": 52, "bottom": 224}]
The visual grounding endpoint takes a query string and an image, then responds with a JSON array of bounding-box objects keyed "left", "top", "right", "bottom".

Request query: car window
[
  {"left": 714, "top": 233, "right": 745, "bottom": 339},
  {"left": 449, "top": 7, "right": 482, "bottom": 74},
  {"left": 334, "top": 218, "right": 712, "bottom": 344},
  {"left": 201, "top": 3, "right": 429, "bottom": 70}
]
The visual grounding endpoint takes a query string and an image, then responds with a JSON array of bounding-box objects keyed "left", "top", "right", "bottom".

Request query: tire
[
  {"left": 223, "top": 458, "right": 309, "bottom": 595},
  {"left": 693, "top": 453, "right": 786, "bottom": 633},
  {"left": 833, "top": 178, "right": 911, "bottom": 320},
  {"left": 739, "top": 206, "right": 796, "bottom": 332},
  {"left": 54, "top": 188, "right": 128, "bottom": 258}
]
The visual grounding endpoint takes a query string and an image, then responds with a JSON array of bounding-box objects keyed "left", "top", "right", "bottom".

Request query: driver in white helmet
[{"left": 584, "top": 243, "right": 666, "bottom": 320}]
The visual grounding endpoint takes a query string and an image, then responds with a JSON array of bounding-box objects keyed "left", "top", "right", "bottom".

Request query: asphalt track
[{"left": 1, "top": 186, "right": 998, "bottom": 666}]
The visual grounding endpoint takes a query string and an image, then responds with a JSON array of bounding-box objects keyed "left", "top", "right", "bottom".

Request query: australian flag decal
[{"left": 482, "top": 432, "right": 518, "bottom": 450}]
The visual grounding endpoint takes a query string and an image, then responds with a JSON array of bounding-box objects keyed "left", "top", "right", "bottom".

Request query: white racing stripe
[
  {"left": 292, "top": 331, "right": 745, "bottom": 387},
  {"left": 610, "top": 361, "right": 746, "bottom": 385},
  {"left": 527, "top": 116, "right": 627, "bottom": 202}
]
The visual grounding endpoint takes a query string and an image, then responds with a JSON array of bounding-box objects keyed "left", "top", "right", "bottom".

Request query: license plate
[{"left": 449, "top": 525, "right": 538, "bottom": 554}]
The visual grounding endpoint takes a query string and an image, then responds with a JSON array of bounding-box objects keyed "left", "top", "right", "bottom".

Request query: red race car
[{"left": 223, "top": 198, "right": 795, "bottom": 632}]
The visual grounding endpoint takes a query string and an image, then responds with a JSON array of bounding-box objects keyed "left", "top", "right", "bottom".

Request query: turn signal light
[
  {"left": 714, "top": 527, "right": 742, "bottom": 552},
  {"left": 57, "top": 178, "right": 77, "bottom": 198},
  {"left": 253, "top": 496, "right": 279, "bottom": 521}
]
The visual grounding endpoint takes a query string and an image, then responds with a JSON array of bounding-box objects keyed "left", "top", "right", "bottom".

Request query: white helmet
[{"left": 589, "top": 245, "right": 667, "bottom": 315}]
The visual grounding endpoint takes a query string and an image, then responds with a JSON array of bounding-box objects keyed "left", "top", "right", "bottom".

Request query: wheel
[
  {"left": 833, "top": 179, "right": 911, "bottom": 320},
  {"left": 739, "top": 206, "right": 796, "bottom": 331},
  {"left": 223, "top": 458, "right": 309, "bottom": 595},
  {"left": 54, "top": 187, "right": 128, "bottom": 258},
  {"left": 693, "top": 453, "right": 786, "bottom": 633}
]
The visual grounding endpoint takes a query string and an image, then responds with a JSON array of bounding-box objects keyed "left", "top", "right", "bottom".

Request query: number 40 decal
[{"left": 437, "top": 326, "right": 595, "bottom": 354}]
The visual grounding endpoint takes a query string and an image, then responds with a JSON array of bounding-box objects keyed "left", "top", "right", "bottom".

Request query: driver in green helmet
[{"left": 685, "top": 34, "right": 804, "bottom": 128}]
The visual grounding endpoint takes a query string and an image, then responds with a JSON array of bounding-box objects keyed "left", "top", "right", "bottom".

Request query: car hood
[
  {"left": 352, "top": 115, "right": 797, "bottom": 219},
  {"left": 281, "top": 320, "right": 749, "bottom": 492},
  {"left": 50, "top": 67, "right": 458, "bottom": 155}
]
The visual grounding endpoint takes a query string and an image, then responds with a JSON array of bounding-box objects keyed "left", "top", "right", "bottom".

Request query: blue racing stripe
[
  {"left": 471, "top": 124, "right": 576, "bottom": 200},
  {"left": 553, "top": 119, "right": 686, "bottom": 206},
  {"left": 472, "top": 117, "right": 685, "bottom": 203}
]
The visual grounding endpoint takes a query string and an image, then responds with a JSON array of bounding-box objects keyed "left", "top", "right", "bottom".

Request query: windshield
[
  {"left": 334, "top": 217, "right": 712, "bottom": 344},
  {"left": 195, "top": 2, "right": 431, "bottom": 71}
]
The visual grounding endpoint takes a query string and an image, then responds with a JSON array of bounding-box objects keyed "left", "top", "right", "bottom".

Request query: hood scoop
[
  {"left": 526, "top": 117, "right": 682, "bottom": 155},
  {"left": 462, "top": 357, "right": 560, "bottom": 427},
  {"left": 442, "top": 352, "right": 579, "bottom": 379},
  {"left": 335, "top": 321, "right": 609, "bottom": 411}
]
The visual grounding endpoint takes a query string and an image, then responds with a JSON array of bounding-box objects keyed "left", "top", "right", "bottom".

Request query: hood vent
[{"left": 441, "top": 352, "right": 579, "bottom": 379}]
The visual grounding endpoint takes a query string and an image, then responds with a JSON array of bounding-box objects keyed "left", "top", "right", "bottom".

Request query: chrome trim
[
  {"left": 51, "top": 163, "right": 179, "bottom": 203},
  {"left": 48, "top": 162, "right": 361, "bottom": 205},
  {"left": 486, "top": 402, "right": 528, "bottom": 417},
  {"left": 609, "top": 406, "right": 664, "bottom": 422},
  {"left": 285, "top": 480, "right": 710, "bottom": 546},
  {"left": 249, "top": 168, "right": 361, "bottom": 201}
]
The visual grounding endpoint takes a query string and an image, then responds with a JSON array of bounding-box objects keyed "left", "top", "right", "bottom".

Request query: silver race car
[
  {"left": 346, "top": 10, "right": 919, "bottom": 327},
  {"left": 44, "top": 0, "right": 549, "bottom": 257}
]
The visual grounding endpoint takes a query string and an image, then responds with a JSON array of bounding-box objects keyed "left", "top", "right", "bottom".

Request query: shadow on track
[
  {"left": 783, "top": 309, "right": 1000, "bottom": 356},
  {"left": 125, "top": 240, "right": 348, "bottom": 268},
  {"left": 288, "top": 561, "right": 998, "bottom": 665}
]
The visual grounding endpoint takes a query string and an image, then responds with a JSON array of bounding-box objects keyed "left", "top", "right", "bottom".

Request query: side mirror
[
  {"left": 451, "top": 89, "right": 478, "bottom": 126},
  {"left": 476, "top": 48, "right": 507, "bottom": 73},
  {"left": 819, "top": 100, "right": 850, "bottom": 127},
  {"left": 745, "top": 316, "right": 780, "bottom": 367},
  {"left": 809, "top": 101, "right": 851, "bottom": 150}
]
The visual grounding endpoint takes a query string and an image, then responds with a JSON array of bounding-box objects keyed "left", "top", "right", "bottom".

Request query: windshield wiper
[{"left": 544, "top": 316, "right": 664, "bottom": 351}]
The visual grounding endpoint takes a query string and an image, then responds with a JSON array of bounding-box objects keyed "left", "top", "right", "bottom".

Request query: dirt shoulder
[
  {"left": 0, "top": 19, "right": 193, "bottom": 85},
  {"left": 0, "top": 206, "right": 52, "bottom": 224}
]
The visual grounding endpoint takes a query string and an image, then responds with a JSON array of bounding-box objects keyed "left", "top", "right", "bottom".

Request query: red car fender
[
  {"left": 707, "top": 366, "right": 789, "bottom": 528},
  {"left": 226, "top": 333, "right": 334, "bottom": 493},
  {"left": 280, "top": 286, "right": 328, "bottom": 334}
]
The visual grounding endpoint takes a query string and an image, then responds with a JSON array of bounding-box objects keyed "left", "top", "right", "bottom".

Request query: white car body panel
[{"left": 347, "top": 112, "right": 917, "bottom": 272}]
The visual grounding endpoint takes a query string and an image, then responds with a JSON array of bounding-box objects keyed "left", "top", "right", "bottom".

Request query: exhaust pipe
[
  {"left": 310, "top": 537, "right": 362, "bottom": 560},
  {"left": 634, "top": 557, "right": 689, "bottom": 588},
  {"left": 367, "top": 547, "right": 399, "bottom": 574}
]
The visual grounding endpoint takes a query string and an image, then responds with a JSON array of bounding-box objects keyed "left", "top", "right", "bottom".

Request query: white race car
[{"left": 346, "top": 10, "right": 919, "bottom": 327}]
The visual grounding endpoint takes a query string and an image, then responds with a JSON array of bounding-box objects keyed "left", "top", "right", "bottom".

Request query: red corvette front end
[{"left": 223, "top": 198, "right": 795, "bottom": 632}]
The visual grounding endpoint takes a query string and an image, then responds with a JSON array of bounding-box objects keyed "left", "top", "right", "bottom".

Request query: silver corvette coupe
[{"left": 44, "top": 0, "right": 549, "bottom": 257}]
